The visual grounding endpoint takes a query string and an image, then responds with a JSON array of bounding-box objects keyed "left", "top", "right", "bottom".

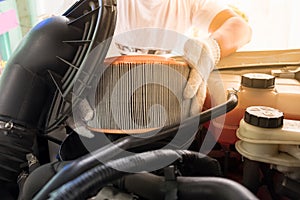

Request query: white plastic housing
[{"left": 236, "top": 119, "right": 300, "bottom": 167}]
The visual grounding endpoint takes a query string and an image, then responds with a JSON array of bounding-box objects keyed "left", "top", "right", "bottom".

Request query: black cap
[
  {"left": 244, "top": 106, "right": 284, "bottom": 128},
  {"left": 241, "top": 73, "right": 275, "bottom": 89}
]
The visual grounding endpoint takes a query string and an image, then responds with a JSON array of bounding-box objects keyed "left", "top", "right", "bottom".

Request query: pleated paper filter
[{"left": 87, "top": 55, "right": 192, "bottom": 134}]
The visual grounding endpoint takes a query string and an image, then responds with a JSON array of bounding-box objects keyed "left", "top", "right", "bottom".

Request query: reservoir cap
[
  {"left": 244, "top": 106, "right": 284, "bottom": 128},
  {"left": 241, "top": 73, "right": 275, "bottom": 89}
]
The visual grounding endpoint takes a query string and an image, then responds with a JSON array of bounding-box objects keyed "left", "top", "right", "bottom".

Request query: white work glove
[{"left": 183, "top": 37, "right": 221, "bottom": 116}]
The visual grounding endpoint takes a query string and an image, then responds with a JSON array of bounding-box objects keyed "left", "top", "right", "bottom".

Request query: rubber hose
[
  {"left": 48, "top": 150, "right": 221, "bottom": 200},
  {"left": 20, "top": 161, "right": 70, "bottom": 200},
  {"left": 178, "top": 150, "right": 222, "bottom": 177},
  {"left": 123, "top": 173, "right": 258, "bottom": 200},
  {"left": 33, "top": 91, "right": 238, "bottom": 200}
]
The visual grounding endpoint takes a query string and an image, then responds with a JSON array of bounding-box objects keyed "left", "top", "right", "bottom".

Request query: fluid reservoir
[
  {"left": 236, "top": 106, "right": 300, "bottom": 167},
  {"left": 208, "top": 72, "right": 300, "bottom": 145},
  {"left": 238, "top": 73, "right": 277, "bottom": 107}
]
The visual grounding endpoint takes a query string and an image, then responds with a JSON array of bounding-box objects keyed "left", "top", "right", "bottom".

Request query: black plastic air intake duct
[
  {"left": 0, "top": 0, "right": 117, "bottom": 183},
  {"left": 0, "top": 16, "right": 82, "bottom": 183},
  {"left": 0, "top": 17, "right": 81, "bottom": 127}
]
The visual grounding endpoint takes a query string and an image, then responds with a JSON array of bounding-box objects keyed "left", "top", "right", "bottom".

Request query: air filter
[{"left": 87, "top": 55, "right": 192, "bottom": 134}]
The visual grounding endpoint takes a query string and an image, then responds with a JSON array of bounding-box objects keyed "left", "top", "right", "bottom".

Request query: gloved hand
[{"left": 183, "top": 37, "right": 221, "bottom": 116}]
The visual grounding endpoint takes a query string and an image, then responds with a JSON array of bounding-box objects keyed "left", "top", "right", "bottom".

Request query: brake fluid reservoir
[
  {"left": 236, "top": 106, "right": 300, "bottom": 167},
  {"left": 210, "top": 73, "right": 300, "bottom": 145}
]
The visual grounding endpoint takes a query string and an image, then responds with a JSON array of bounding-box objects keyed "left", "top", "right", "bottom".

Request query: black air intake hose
[
  {"left": 0, "top": 16, "right": 82, "bottom": 183},
  {"left": 0, "top": 16, "right": 81, "bottom": 127}
]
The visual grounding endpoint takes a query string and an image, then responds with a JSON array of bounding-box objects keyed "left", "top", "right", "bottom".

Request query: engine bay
[{"left": 0, "top": 0, "right": 300, "bottom": 199}]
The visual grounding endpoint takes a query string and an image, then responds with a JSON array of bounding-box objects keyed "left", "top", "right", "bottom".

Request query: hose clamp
[
  {"left": 26, "top": 153, "right": 39, "bottom": 168},
  {"left": 0, "top": 121, "right": 14, "bottom": 130},
  {"left": 0, "top": 120, "right": 26, "bottom": 131}
]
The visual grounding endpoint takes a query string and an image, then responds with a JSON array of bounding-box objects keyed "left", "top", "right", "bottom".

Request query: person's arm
[
  {"left": 183, "top": 7, "right": 252, "bottom": 115},
  {"left": 209, "top": 9, "right": 252, "bottom": 58}
]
